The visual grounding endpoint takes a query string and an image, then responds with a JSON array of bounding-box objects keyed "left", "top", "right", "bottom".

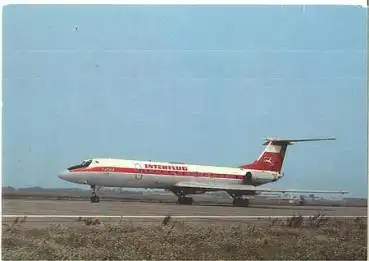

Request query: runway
[
  {"left": 3, "top": 200, "right": 367, "bottom": 261},
  {"left": 3, "top": 198, "right": 367, "bottom": 216}
]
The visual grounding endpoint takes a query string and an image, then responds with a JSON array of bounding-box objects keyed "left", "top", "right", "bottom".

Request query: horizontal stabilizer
[{"left": 263, "top": 137, "right": 336, "bottom": 145}]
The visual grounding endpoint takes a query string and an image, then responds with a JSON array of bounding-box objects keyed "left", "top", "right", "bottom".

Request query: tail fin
[{"left": 240, "top": 137, "right": 336, "bottom": 173}]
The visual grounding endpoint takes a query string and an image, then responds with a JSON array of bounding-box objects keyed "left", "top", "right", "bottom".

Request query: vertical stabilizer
[{"left": 240, "top": 137, "right": 336, "bottom": 173}]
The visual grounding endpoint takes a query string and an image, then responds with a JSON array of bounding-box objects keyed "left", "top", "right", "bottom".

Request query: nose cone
[
  {"left": 58, "top": 170, "right": 87, "bottom": 185},
  {"left": 58, "top": 170, "right": 72, "bottom": 181}
]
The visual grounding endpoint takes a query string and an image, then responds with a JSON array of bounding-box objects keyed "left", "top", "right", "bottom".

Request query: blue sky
[{"left": 2, "top": 5, "right": 367, "bottom": 197}]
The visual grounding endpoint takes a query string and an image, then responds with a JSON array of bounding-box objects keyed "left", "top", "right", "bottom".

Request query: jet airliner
[{"left": 58, "top": 137, "right": 348, "bottom": 206}]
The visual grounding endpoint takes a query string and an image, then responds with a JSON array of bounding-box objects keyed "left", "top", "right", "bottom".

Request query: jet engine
[{"left": 243, "top": 171, "right": 278, "bottom": 184}]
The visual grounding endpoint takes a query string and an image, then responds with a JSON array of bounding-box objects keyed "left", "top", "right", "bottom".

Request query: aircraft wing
[{"left": 172, "top": 181, "right": 348, "bottom": 195}]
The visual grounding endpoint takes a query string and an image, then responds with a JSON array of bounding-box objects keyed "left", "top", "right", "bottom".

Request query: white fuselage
[{"left": 58, "top": 158, "right": 281, "bottom": 189}]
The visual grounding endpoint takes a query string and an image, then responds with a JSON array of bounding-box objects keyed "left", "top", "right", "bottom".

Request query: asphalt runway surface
[
  {"left": 3, "top": 198, "right": 367, "bottom": 216},
  {"left": 2, "top": 198, "right": 366, "bottom": 230}
]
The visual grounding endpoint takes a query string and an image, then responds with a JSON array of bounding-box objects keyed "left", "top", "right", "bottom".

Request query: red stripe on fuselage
[{"left": 70, "top": 166, "right": 244, "bottom": 180}]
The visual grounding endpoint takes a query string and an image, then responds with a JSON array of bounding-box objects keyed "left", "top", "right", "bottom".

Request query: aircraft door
[{"left": 134, "top": 163, "right": 143, "bottom": 182}]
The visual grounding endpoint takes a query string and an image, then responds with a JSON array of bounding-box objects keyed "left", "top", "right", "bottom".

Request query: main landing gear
[
  {"left": 177, "top": 196, "right": 194, "bottom": 205},
  {"left": 90, "top": 185, "right": 100, "bottom": 203},
  {"left": 232, "top": 196, "right": 250, "bottom": 207},
  {"left": 298, "top": 196, "right": 306, "bottom": 206},
  {"left": 174, "top": 191, "right": 194, "bottom": 205}
]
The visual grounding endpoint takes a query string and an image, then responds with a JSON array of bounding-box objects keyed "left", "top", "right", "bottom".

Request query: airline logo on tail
[{"left": 263, "top": 157, "right": 273, "bottom": 165}]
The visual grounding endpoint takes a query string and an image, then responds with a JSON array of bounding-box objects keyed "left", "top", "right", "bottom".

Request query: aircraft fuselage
[{"left": 59, "top": 158, "right": 280, "bottom": 189}]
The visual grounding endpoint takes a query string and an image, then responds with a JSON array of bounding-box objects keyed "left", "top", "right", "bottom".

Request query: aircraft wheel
[
  {"left": 299, "top": 196, "right": 306, "bottom": 206},
  {"left": 90, "top": 195, "right": 100, "bottom": 203},
  {"left": 177, "top": 197, "right": 193, "bottom": 205},
  {"left": 90, "top": 185, "right": 100, "bottom": 203},
  {"left": 233, "top": 198, "right": 249, "bottom": 207}
]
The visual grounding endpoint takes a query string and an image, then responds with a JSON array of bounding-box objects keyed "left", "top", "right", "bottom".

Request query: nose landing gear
[{"left": 90, "top": 185, "right": 100, "bottom": 203}]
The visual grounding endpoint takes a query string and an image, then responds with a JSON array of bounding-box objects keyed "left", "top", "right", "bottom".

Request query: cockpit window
[{"left": 68, "top": 159, "right": 93, "bottom": 171}]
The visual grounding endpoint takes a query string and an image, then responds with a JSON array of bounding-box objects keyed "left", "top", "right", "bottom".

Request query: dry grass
[{"left": 2, "top": 215, "right": 367, "bottom": 260}]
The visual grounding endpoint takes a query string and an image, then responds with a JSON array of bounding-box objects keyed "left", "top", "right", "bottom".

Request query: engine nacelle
[{"left": 243, "top": 171, "right": 278, "bottom": 185}]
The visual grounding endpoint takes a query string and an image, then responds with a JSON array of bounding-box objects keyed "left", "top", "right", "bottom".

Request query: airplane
[{"left": 58, "top": 137, "right": 348, "bottom": 207}]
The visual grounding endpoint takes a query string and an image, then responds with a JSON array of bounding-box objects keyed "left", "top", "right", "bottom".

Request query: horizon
[{"left": 2, "top": 5, "right": 367, "bottom": 198}]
